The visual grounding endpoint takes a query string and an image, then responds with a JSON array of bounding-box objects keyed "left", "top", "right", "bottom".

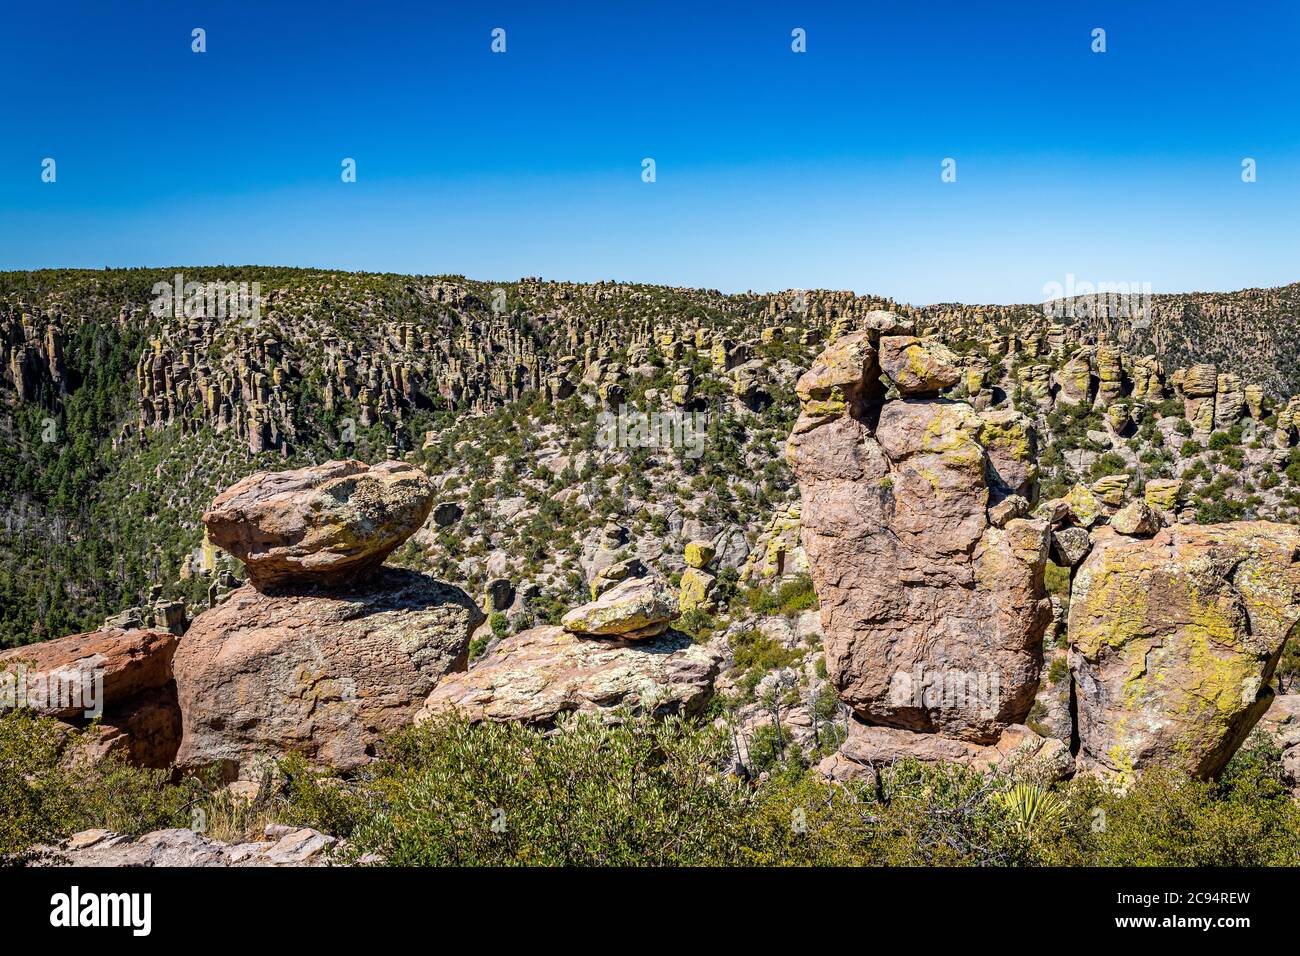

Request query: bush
[
  {"left": 775, "top": 574, "right": 818, "bottom": 614},
  {"left": 8, "top": 708, "right": 1299, "bottom": 868},
  {"left": 1044, "top": 562, "right": 1070, "bottom": 597},
  {"left": 0, "top": 711, "right": 193, "bottom": 863},
  {"left": 308, "top": 711, "right": 756, "bottom": 866}
]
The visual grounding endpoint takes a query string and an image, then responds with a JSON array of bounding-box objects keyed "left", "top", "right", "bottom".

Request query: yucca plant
[{"left": 1001, "top": 782, "right": 1064, "bottom": 835}]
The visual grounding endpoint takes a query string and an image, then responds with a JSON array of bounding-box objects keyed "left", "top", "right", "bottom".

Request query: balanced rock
[
  {"left": 1049, "top": 526, "right": 1092, "bottom": 568},
  {"left": 173, "top": 568, "right": 483, "bottom": 778},
  {"left": 1143, "top": 478, "right": 1183, "bottom": 512},
  {"left": 562, "top": 575, "right": 679, "bottom": 639},
  {"left": 989, "top": 494, "right": 1029, "bottom": 528},
  {"left": 1110, "top": 500, "right": 1162, "bottom": 536},
  {"left": 1069, "top": 523, "right": 1300, "bottom": 778},
  {"left": 977, "top": 408, "right": 1038, "bottom": 497},
  {"left": 203, "top": 459, "right": 435, "bottom": 590},
  {"left": 418, "top": 625, "right": 722, "bottom": 726},
  {"left": 684, "top": 539, "right": 715, "bottom": 569},
  {"left": 590, "top": 557, "right": 647, "bottom": 598},
  {"left": 792, "top": 330, "right": 882, "bottom": 432}
]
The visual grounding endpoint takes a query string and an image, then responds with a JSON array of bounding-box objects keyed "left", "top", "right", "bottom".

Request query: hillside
[{"left": 4, "top": 267, "right": 1300, "bottom": 650}]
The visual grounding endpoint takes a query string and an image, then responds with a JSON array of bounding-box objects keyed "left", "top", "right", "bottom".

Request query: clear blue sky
[{"left": 1, "top": 0, "right": 1296, "bottom": 304}]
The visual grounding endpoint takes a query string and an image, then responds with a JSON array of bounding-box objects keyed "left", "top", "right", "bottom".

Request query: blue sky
[{"left": 1, "top": 0, "right": 1296, "bottom": 304}]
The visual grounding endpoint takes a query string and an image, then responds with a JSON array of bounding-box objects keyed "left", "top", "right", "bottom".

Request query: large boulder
[
  {"left": 173, "top": 568, "right": 483, "bottom": 778},
  {"left": 1068, "top": 523, "right": 1300, "bottom": 778},
  {"left": 203, "top": 460, "right": 435, "bottom": 590},
  {"left": 0, "top": 628, "right": 181, "bottom": 768},
  {"left": 0, "top": 628, "right": 177, "bottom": 721},
  {"left": 791, "top": 331, "right": 884, "bottom": 433},
  {"left": 561, "top": 575, "right": 679, "bottom": 639},
  {"left": 878, "top": 335, "right": 961, "bottom": 395},
  {"left": 788, "top": 327, "right": 1052, "bottom": 744},
  {"left": 418, "top": 625, "right": 722, "bottom": 727}
]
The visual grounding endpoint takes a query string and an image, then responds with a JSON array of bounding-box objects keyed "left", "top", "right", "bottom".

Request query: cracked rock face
[
  {"left": 173, "top": 568, "right": 482, "bottom": 778},
  {"left": 788, "top": 328, "right": 1051, "bottom": 744},
  {"left": 203, "top": 459, "right": 435, "bottom": 590},
  {"left": 1068, "top": 523, "right": 1300, "bottom": 778},
  {"left": 418, "top": 625, "right": 722, "bottom": 726}
]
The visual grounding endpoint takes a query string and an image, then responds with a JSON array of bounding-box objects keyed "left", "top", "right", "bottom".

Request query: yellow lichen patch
[{"left": 977, "top": 416, "right": 1032, "bottom": 463}]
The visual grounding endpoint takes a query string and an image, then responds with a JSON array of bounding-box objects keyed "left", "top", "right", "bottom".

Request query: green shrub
[
  {"left": 1044, "top": 562, "right": 1070, "bottom": 597},
  {"left": 0, "top": 711, "right": 192, "bottom": 863},
  {"left": 314, "top": 711, "right": 755, "bottom": 866},
  {"left": 775, "top": 574, "right": 818, "bottom": 614}
]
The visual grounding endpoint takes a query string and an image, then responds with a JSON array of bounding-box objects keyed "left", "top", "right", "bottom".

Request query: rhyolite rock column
[{"left": 789, "top": 319, "right": 1053, "bottom": 748}]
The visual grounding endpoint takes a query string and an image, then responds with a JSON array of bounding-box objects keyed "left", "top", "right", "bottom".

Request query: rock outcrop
[
  {"left": 419, "top": 625, "right": 723, "bottom": 727},
  {"left": 1069, "top": 523, "right": 1300, "bottom": 778},
  {"left": 203, "top": 459, "right": 435, "bottom": 590},
  {"left": 0, "top": 628, "right": 181, "bottom": 768},
  {"left": 679, "top": 539, "right": 718, "bottom": 613},
  {"left": 174, "top": 461, "right": 482, "bottom": 778},
  {"left": 174, "top": 568, "right": 482, "bottom": 778},
  {"left": 789, "top": 324, "right": 1052, "bottom": 746},
  {"left": 41, "top": 825, "right": 342, "bottom": 867},
  {"left": 561, "top": 574, "right": 679, "bottom": 639},
  {"left": 819, "top": 718, "right": 1072, "bottom": 784}
]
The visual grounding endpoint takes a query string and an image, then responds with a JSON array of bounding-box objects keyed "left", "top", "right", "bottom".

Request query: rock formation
[
  {"left": 173, "top": 460, "right": 482, "bottom": 778},
  {"left": 174, "top": 568, "right": 482, "bottom": 777},
  {"left": 43, "top": 825, "right": 343, "bottom": 867},
  {"left": 788, "top": 320, "right": 1053, "bottom": 758},
  {"left": 203, "top": 459, "right": 436, "bottom": 589},
  {"left": 678, "top": 539, "right": 718, "bottom": 612},
  {"left": 1068, "top": 522, "right": 1300, "bottom": 778},
  {"left": 419, "top": 625, "right": 723, "bottom": 727},
  {"left": 561, "top": 574, "right": 679, "bottom": 639},
  {"left": 0, "top": 628, "right": 181, "bottom": 768}
]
